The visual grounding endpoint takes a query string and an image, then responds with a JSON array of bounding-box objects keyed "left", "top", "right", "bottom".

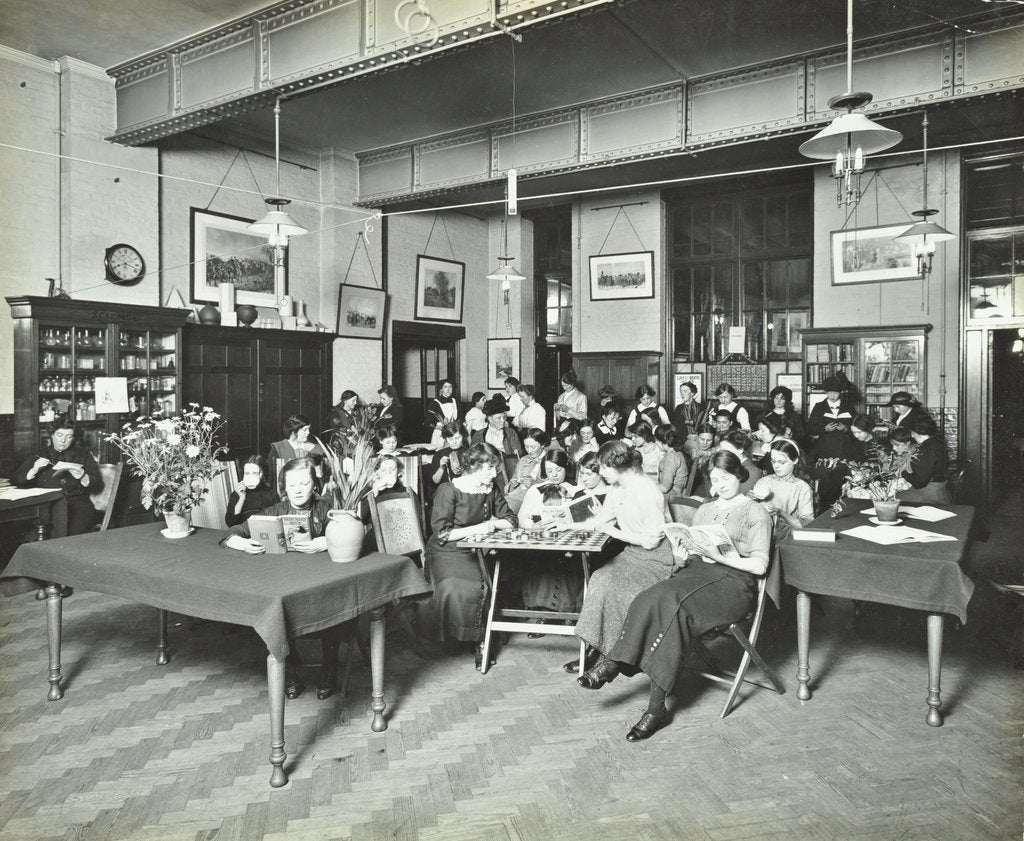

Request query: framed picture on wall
[
  {"left": 770, "top": 311, "right": 807, "bottom": 356},
  {"left": 776, "top": 373, "right": 803, "bottom": 411},
  {"left": 414, "top": 254, "right": 465, "bottom": 322},
  {"left": 336, "top": 284, "right": 386, "bottom": 340},
  {"left": 672, "top": 372, "right": 703, "bottom": 407},
  {"left": 487, "top": 338, "right": 520, "bottom": 390},
  {"left": 588, "top": 251, "right": 655, "bottom": 300},
  {"left": 830, "top": 224, "right": 919, "bottom": 285},
  {"left": 189, "top": 207, "right": 284, "bottom": 307}
]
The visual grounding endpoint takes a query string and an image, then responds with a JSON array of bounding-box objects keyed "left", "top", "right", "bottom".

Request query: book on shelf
[{"left": 247, "top": 513, "right": 313, "bottom": 553}]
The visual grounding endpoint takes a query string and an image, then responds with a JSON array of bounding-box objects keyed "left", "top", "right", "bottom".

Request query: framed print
[
  {"left": 487, "top": 338, "right": 520, "bottom": 389},
  {"left": 336, "top": 284, "right": 386, "bottom": 340},
  {"left": 673, "top": 372, "right": 703, "bottom": 407},
  {"left": 831, "top": 224, "right": 918, "bottom": 285},
  {"left": 776, "top": 373, "right": 803, "bottom": 411},
  {"left": 588, "top": 251, "right": 655, "bottom": 301},
  {"left": 190, "top": 208, "right": 284, "bottom": 307},
  {"left": 414, "top": 254, "right": 465, "bottom": 322},
  {"left": 770, "top": 310, "right": 807, "bottom": 356}
]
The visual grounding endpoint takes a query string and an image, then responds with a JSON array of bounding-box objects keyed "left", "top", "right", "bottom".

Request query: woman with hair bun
[
  {"left": 747, "top": 439, "right": 815, "bottom": 542},
  {"left": 577, "top": 450, "right": 773, "bottom": 742},
  {"left": 572, "top": 440, "right": 673, "bottom": 664},
  {"left": 898, "top": 414, "right": 950, "bottom": 504}
]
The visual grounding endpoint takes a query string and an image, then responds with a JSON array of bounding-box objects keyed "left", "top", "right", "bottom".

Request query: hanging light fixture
[
  {"left": 248, "top": 98, "right": 308, "bottom": 251},
  {"left": 973, "top": 288, "right": 999, "bottom": 312},
  {"left": 896, "top": 112, "right": 955, "bottom": 276},
  {"left": 799, "top": 0, "right": 902, "bottom": 208},
  {"left": 486, "top": 210, "right": 526, "bottom": 295}
]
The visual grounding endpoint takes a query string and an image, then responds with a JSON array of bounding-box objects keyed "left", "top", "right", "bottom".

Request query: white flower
[
  {"left": 166, "top": 433, "right": 181, "bottom": 446},
  {"left": 185, "top": 444, "right": 201, "bottom": 458}
]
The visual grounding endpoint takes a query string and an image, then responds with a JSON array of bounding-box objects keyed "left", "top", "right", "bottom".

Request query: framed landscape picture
[
  {"left": 831, "top": 224, "right": 918, "bottom": 285},
  {"left": 190, "top": 207, "right": 284, "bottom": 307},
  {"left": 487, "top": 338, "right": 520, "bottom": 389},
  {"left": 588, "top": 251, "right": 655, "bottom": 301},
  {"left": 336, "top": 284, "right": 386, "bottom": 340},
  {"left": 414, "top": 254, "right": 465, "bottom": 322}
]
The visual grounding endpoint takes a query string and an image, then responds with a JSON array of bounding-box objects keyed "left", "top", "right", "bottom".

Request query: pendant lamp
[
  {"left": 248, "top": 98, "right": 308, "bottom": 245},
  {"left": 487, "top": 213, "right": 526, "bottom": 293},
  {"left": 896, "top": 113, "right": 955, "bottom": 276},
  {"left": 799, "top": 0, "right": 902, "bottom": 207}
]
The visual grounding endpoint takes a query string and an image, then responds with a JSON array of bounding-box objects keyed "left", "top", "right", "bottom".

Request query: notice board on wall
[{"left": 706, "top": 363, "right": 769, "bottom": 401}]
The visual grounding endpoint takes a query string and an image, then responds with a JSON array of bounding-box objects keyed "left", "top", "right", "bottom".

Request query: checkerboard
[{"left": 459, "top": 528, "right": 608, "bottom": 552}]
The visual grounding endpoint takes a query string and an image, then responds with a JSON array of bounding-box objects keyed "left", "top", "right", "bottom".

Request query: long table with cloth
[
  {"left": 1, "top": 522, "right": 432, "bottom": 787},
  {"left": 778, "top": 503, "right": 975, "bottom": 727}
]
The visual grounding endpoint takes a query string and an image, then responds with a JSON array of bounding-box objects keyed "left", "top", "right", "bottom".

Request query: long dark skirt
[
  {"left": 424, "top": 538, "right": 490, "bottom": 642},
  {"left": 608, "top": 562, "right": 756, "bottom": 695}
]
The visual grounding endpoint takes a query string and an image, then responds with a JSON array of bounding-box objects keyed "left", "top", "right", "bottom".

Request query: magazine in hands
[
  {"left": 247, "top": 513, "right": 314, "bottom": 554},
  {"left": 663, "top": 522, "right": 740, "bottom": 564}
]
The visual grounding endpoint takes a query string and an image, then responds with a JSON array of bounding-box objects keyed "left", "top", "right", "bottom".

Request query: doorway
[
  {"left": 390, "top": 320, "right": 464, "bottom": 445},
  {"left": 991, "top": 328, "right": 1024, "bottom": 508}
]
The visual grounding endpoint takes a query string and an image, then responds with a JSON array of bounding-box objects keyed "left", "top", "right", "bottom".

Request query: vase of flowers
[
  {"left": 830, "top": 442, "right": 917, "bottom": 520},
  {"left": 317, "top": 405, "right": 379, "bottom": 563},
  {"left": 105, "top": 404, "right": 226, "bottom": 537}
]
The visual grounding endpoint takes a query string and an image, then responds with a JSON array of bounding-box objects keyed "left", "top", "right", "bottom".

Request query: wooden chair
[
  {"left": 89, "top": 462, "right": 124, "bottom": 532},
  {"left": 685, "top": 564, "right": 786, "bottom": 718},
  {"left": 189, "top": 461, "right": 237, "bottom": 530},
  {"left": 947, "top": 460, "right": 971, "bottom": 505}
]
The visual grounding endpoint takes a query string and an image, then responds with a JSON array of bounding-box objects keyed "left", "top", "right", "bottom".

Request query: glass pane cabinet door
[
  {"left": 967, "top": 229, "right": 1024, "bottom": 322},
  {"left": 119, "top": 329, "right": 178, "bottom": 415}
]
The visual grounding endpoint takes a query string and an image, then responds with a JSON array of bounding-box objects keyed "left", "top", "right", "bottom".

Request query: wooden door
[{"left": 257, "top": 335, "right": 332, "bottom": 453}]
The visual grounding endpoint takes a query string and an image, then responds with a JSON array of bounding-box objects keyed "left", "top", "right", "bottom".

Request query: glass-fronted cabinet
[{"left": 8, "top": 296, "right": 191, "bottom": 461}]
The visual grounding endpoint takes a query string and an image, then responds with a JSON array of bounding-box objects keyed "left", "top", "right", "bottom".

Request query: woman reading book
[
  {"left": 747, "top": 439, "right": 815, "bottom": 543},
  {"left": 222, "top": 456, "right": 342, "bottom": 700},
  {"left": 576, "top": 450, "right": 773, "bottom": 742}
]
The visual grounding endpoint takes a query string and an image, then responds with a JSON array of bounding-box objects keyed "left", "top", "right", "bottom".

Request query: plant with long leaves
[
  {"left": 830, "top": 441, "right": 917, "bottom": 515},
  {"left": 316, "top": 404, "right": 380, "bottom": 512}
]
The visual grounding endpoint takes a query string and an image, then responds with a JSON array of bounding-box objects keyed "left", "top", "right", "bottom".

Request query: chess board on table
[{"left": 458, "top": 528, "right": 608, "bottom": 553}]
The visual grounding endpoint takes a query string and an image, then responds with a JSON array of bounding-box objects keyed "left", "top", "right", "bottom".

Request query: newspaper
[{"left": 663, "top": 522, "right": 740, "bottom": 564}]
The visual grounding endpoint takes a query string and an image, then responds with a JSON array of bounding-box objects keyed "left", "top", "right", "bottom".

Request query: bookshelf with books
[{"left": 799, "top": 325, "right": 930, "bottom": 423}]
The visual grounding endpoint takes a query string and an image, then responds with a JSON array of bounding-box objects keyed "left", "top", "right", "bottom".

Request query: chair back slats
[
  {"left": 189, "top": 461, "right": 238, "bottom": 530},
  {"left": 368, "top": 489, "right": 425, "bottom": 560},
  {"left": 90, "top": 462, "right": 124, "bottom": 532}
]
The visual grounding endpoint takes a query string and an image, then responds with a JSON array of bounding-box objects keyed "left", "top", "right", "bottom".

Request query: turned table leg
[
  {"left": 796, "top": 590, "right": 812, "bottom": 701},
  {"left": 266, "top": 653, "right": 288, "bottom": 787},
  {"left": 926, "top": 613, "right": 944, "bottom": 727},
  {"left": 369, "top": 607, "right": 387, "bottom": 732},
  {"left": 45, "top": 583, "right": 64, "bottom": 701},
  {"left": 156, "top": 609, "right": 169, "bottom": 665}
]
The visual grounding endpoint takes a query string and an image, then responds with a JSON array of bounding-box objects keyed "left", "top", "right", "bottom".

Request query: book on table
[
  {"left": 247, "top": 513, "right": 313, "bottom": 553},
  {"left": 663, "top": 522, "right": 740, "bottom": 563}
]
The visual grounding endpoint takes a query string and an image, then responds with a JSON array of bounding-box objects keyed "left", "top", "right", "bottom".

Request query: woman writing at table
[
  {"left": 13, "top": 418, "right": 102, "bottom": 536},
  {"left": 577, "top": 451, "right": 773, "bottom": 742},
  {"left": 425, "top": 442, "right": 517, "bottom": 670},
  {"left": 222, "top": 457, "right": 342, "bottom": 700}
]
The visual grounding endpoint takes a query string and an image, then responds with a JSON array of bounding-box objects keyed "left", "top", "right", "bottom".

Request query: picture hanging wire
[
  {"left": 594, "top": 205, "right": 648, "bottom": 255},
  {"left": 421, "top": 213, "right": 458, "bottom": 260},
  {"left": 340, "top": 231, "right": 381, "bottom": 289}
]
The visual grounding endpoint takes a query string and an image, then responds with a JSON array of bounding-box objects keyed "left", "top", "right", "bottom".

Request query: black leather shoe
[
  {"left": 626, "top": 706, "right": 669, "bottom": 742},
  {"left": 563, "top": 647, "right": 598, "bottom": 674},
  {"left": 577, "top": 659, "right": 619, "bottom": 690},
  {"left": 316, "top": 669, "right": 337, "bottom": 700},
  {"left": 284, "top": 674, "right": 305, "bottom": 700}
]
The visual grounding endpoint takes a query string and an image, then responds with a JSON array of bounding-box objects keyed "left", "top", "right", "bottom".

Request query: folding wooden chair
[
  {"left": 685, "top": 566, "right": 786, "bottom": 718},
  {"left": 89, "top": 462, "right": 124, "bottom": 532}
]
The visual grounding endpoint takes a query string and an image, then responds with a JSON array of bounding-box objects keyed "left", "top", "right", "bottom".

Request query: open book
[
  {"left": 663, "top": 522, "right": 740, "bottom": 564},
  {"left": 247, "top": 513, "right": 313, "bottom": 554},
  {"left": 50, "top": 460, "right": 82, "bottom": 476},
  {"left": 567, "top": 492, "right": 606, "bottom": 524}
]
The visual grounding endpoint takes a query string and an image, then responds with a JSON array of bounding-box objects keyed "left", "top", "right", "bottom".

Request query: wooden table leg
[
  {"left": 45, "top": 583, "right": 64, "bottom": 701},
  {"left": 369, "top": 607, "right": 387, "bottom": 732},
  {"left": 578, "top": 552, "right": 591, "bottom": 668},
  {"left": 266, "top": 653, "right": 288, "bottom": 788},
  {"left": 156, "top": 609, "right": 169, "bottom": 665},
  {"left": 926, "top": 613, "right": 944, "bottom": 727},
  {"left": 796, "top": 590, "right": 812, "bottom": 702},
  {"left": 480, "top": 553, "right": 501, "bottom": 675}
]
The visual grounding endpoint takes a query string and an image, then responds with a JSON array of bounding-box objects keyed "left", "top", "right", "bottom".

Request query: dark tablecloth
[
  {"left": 778, "top": 504, "right": 975, "bottom": 623},
  {"left": 1, "top": 522, "right": 432, "bottom": 660}
]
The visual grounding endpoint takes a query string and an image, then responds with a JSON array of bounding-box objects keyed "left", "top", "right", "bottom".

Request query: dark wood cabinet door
[{"left": 257, "top": 336, "right": 332, "bottom": 452}]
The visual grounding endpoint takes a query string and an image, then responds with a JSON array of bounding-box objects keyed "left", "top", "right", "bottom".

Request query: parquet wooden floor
[{"left": 1, "top": 520, "right": 1021, "bottom": 840}]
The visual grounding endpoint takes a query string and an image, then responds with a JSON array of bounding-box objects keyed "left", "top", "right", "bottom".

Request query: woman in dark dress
[
  {"left": 429, "top": 422, "right": 469, "bottom": 485},
  {"left": 225, "top": 455, "right": 279, "bottom": 527},
  {"left": 13, "top": 418, "right": 102, "bottom": 536},
  {"left": 897, "top": 415, "right": 951, "bottom": 504},
  {"left": 374, "top": 385, "right": 404, "bottom": 431},
  {"left": 425, "top": 442, "right": 517, "bottom": 669},
  {"left": 764, "top": 385, "right": 806, "bottom": 447},
  {"left": 577, "top": 451, "right": 773, "bottom": 742},
  {"left": 425, "top": 379, "right": 459, "bottom": 448}
]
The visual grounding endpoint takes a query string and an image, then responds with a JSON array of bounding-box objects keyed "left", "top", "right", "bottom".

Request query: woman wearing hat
[
  {"left": 807, "top": 374, "right": 857, "bottom": 460},
  {"left": 887, "top": 391, "right": 925, "bottom": 430},
  {"left": 470, "top": 396, "right": 523, "bottom": 486}
]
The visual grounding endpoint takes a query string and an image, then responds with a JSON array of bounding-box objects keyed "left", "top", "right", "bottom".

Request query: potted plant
[
  {"left": 830, "top": 442, "right": 917, "bottom": 522},
  {"left": 316, "top": 404, "right": 380, "bottom": 562},
  {"left": 104, "top": 404, "right": 226, "bottom": 536}
]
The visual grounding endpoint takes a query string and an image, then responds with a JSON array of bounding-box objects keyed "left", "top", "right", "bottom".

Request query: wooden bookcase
[
  {"left": 7, "top": 296, "right": 190, "bottom": 461},
  {"left": 799, "top": 324, "right": 931, "bottom": 423}
]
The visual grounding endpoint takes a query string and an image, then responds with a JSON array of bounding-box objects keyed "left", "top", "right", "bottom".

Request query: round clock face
[{"left": 105, "top": 243, "right": 145, "bottom": 286}]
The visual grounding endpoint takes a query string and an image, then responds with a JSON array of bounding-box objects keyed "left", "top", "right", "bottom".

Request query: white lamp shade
[
  {"left": 486, "top": 262, "right": 526, "bottom": 283},
  {"left": 248, "top": 209, "right": 308, "bottom": 238},
  {"left": 799, "top": 112, "right": 903, "bottom": 160},
  {"left": 896, "top": 220, "right": 956, "bottom": 244}
]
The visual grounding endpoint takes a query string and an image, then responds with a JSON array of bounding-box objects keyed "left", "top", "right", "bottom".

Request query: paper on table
[
  {"left": 842, "top": 524, "right": 958, "bottom": 545},
  {"left": 0, "top": 487, "right": 60, "bottom": 501},
  {"left": 860, "top": 505, "right": 955, "bottom": 522}
]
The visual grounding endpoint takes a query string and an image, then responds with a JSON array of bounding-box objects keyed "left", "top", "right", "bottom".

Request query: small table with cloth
[
  {"left": 0, "top": 486, "right": 63, "bottom": 543},
  {"left": 1, "top": 522, "right": 432, "bottom": 787},
  {"left": 778, "top": 503, "right": 975, "bottom": 726}
]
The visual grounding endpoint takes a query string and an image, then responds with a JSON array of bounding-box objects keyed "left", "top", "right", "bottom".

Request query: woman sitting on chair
[
  {"left": 897, "top": 415, "right": 951, "bottom": 504},
  {"left": 425, "top": 443, "right": 517, "bottom": 669},
  {"left": 429, "top": 422, "right": 469, "bottom": 485},
  {"left": 222, "top": 457, "right": 342, "bottom": 700},
  {"left": 225, "top": 455, "right": 279, "bottom": 527},
  {"left": 747, "top": 439, "right": 815, "bottom": 543},
  {"left": 577, "top": 450, "right": 773, "bottom": 742},
  {"left": 269, "top": 414, "right": 323, "bottom": 461}
]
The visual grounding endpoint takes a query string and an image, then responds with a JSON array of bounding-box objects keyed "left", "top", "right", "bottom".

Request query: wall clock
[{"left": 104, "top": 243, "right": 145, "bottom": 286}]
